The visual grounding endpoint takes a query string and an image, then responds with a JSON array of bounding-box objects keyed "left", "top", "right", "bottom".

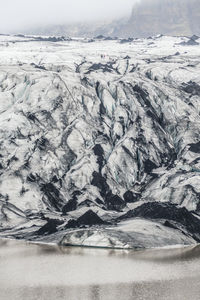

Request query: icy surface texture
[{"left": 0, "top": 34, "right": 200, "bottom": 248}]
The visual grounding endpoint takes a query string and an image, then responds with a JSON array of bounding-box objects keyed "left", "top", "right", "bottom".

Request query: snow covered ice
[{"left": 0, "top": 34, "right": 200, "bottom": 249}]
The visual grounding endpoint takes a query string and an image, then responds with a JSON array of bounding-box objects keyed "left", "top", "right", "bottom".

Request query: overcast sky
[{"left": 0, "top": 0, "right": 139, "bottom": 32}]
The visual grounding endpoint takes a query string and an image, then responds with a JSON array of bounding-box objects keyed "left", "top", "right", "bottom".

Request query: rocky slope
[
  {"left": 0, "top": 34, "right": 200, "bottom": 249},
  {"left": 114, "top": 0, "right": 200, "bottom": 38}
]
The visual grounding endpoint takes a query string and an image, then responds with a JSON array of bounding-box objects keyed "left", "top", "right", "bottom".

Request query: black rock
[
  {"left": 120, "top": 38, "right": 133, "bottom": 44},
  {"left": 105, "top": 193, "right": 126, "bottom": 211},
  {"left": 93, "top": 144, "right": 104, "bottom": 171},
  {"left": 191, "top": 35, "right": 199, "bottom": 41},
  {"left": 66, "top": 210, "right": 107, "bottom": 228},
  {"left": 87, "top": 63, "right": 115, "bottom": 74},
  {"left": 34, "top": 36, "right": 69, "bottom": 42},
  {"left": 179, "top": 39, "right": 199, "bottom": 46},
  {"left": 66, "top": 219, "right": 78, "bottom": 228},
  {"left": 189, "top": 141, "right": 200, "bottom": 153},
  {"left": 124, "top": 55, "right": 131, "bottom": 59},
  {"left": 62, "top": 190, "right": 82, "bottom": 214},
  {"left": 27, "top": 113, "right": 37, "bottom": 122},
  {"left": 144, "top": 159, "right": 157, "bottom": 174},
  {"left": 78, "top": 199, "right": 94, "bottom": 208},
  {"left": 91, "top": 172, "right": 110, "bottom": 194},
  {"left": 27, "top": 173, "right": 38, "bottom": 182},
  {"left": 123, "top": 191, "right": 140, "bottom": 203},
  {"left": 104, "top": 37, "right": 114, "bottom": 41},
  {"left": 182, "top": 81, "right": 200, "bottom": 96},
  {"left": 30, "top": 63, "right": 46, "bottom": 70},
  {"left": 52, "top": 175, "right": 59, "bottom": 183},
  {"left": 77, "top": 210, "right": 105, "bottom": 226},
  {"left": 37, "top": 219, "right": 63, "bottom": 235},
  {"left": 40, "top": 183, "right": 64, "bottom": 211},
  {"left": 164, "top": 220, "right": 178, "bottom": 230},
  {"left": 91, "top": 172, "right": 126, "bottom": 211},
  {"left": 37, "top": 137, "right": 48, "bottom": 151},
  {"left": 62, "top": 198, "right": 77, "bottom": 214},
  {"left": 72, "top": 190, "right": 82, "bottom": 198},
  {"left": 118, "top": 202, "right": 200, "bottom": 241},
  {"left": 95, "top": 198, "right": 104, "bottom": 206},
  {"left": 95, "top": 35, "right": 105, "bottom": 40}
]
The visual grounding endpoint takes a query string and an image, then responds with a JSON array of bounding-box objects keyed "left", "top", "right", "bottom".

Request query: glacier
[{"left": 0, "top": 34, "right": 200, "bottom": 249}]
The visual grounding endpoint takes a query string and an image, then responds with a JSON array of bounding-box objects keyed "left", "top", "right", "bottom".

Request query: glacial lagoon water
[{"left": 1, "top": 240, "right": 200, "bottom": 300}]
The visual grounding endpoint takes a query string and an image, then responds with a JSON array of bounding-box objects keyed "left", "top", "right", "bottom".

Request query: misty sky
[{"left": 0, "top": 0, "right": 139, "bottom": 32}]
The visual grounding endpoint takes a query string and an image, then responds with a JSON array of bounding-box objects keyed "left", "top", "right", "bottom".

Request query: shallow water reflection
[{"left": 0, "top": 240, "right": 200, "bottom": 300}]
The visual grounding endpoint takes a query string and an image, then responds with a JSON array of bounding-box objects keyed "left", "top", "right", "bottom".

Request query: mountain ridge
[
  {"left": 115, "top": 0, "right": 200, "bottom": 37},
  {"left": 19, "top": 0, "right": 200, "bottom": 38}
]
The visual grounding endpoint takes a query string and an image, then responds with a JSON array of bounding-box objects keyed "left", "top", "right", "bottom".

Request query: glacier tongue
[{"left": 0, "top": 34, "right": 200, "bottom": 249}]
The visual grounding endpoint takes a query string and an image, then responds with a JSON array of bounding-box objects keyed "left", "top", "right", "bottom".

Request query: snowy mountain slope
[
  {"left": 0, "top": 34, "right": 200, "bottom": 248},
  {"left": 22, "top": 18, "right": 127, "bottom": 38}
]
